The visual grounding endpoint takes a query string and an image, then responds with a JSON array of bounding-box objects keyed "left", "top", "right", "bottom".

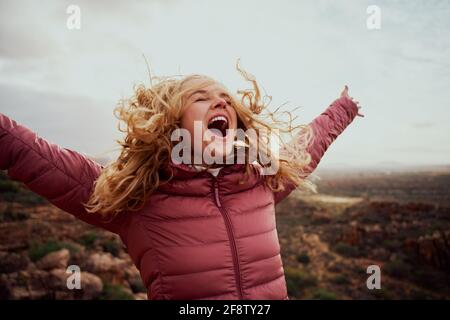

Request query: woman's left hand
[{"left": 341, "top": 85, "right": 364, "bottom": 117}]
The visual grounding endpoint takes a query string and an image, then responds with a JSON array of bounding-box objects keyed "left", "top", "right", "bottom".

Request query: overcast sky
[{"left": 0, "top": 0, "right": 449, "bottom": 169}]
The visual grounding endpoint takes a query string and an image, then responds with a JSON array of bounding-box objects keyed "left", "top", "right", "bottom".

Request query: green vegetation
[
  {"left": 28, "top": 240, "right": 79, "bottom": 262},
  {"left": 331, "top": 274, "right": 350, "bottom": 285},
  {"left": 359, "top": 211, "right": 387, "bottom": 224},
  {"left": 1, "top": 190, "right": 47, "bottom": 206},
  {"left": 284, "top": 267, "right": 317, "bottom": 297},
  {"left": 370, "top": 287, "right": 394, "bottom": 300},
  {"left": 101, "top": 240, "right": 121, "bottom": 257},
  {"left": 99, "top": 283, "right": 134, "bottom": 300},
  {"left": 333, "top": 242, "right": 360, "bottom": 258},
  {"left": 312, "top": 288, "right": 337, "bottom": 300},
  {"left": 129, "top": 278, "right": 146, "bottom": 293},
  {"left": 384, "top": 259, "right": 411, "bottom": 278},
  {"left": 0, "top": 173, "right": 47, "bottom": 205},
  {"left": 77, "top": 233, "right": 121, "bottom": 257},
  {"left": 0, "top": 180, "right": 20, "bottom": 193},
  {"left": 411, "top": 267, "right": 449, "bottom": 291},
  {"left": 77, "top": 232, "right": 99, "bottom": 248},
  {"left": 0, "top": 205, "right": 30, "bottom": 222},
  {"left": 296, "top": 251, "right": 310, "bottom": 265},
  {"left": 382, "top": 239, "right": 402, "bottom": 251}
]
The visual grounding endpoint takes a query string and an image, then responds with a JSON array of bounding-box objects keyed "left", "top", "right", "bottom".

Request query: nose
[{"left": 211, "top": 97, "right": 227, "bottom": 109}]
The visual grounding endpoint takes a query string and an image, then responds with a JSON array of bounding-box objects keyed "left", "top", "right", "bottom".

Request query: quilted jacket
[{"left": 0, "top": 96, "right": 359, "bottom": 299}]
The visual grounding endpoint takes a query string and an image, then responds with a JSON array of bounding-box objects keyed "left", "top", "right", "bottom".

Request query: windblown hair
[{"left": 84, "top": 61, "right": 316, "bottom": 216}]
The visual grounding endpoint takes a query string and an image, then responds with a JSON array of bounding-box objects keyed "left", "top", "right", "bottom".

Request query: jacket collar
[{"left": 156, "top": 160, "right": 263, "bottom": 196}]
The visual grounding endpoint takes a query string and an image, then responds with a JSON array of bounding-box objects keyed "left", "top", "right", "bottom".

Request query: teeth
[{"left": 209, "top": 116, "right": 228, "bottom": 124}]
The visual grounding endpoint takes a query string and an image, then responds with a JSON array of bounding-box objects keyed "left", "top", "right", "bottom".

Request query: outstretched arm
[
  {"left": 0, "top": 113, "right": 126, "bottom": 234},
  {"left": 274, "top": 86, "right": 363, "bottom": 203}
]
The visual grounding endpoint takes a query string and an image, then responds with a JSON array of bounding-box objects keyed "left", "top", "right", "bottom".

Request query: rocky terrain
[
  {"left": 276, "top": 168, "right": 450, "bottom": 300},
  {"left": 0, "top": 171, "right": 146, "bottom": 300},
  {"left": 1, "top": 167, "right": 449, "bottom": 300}
]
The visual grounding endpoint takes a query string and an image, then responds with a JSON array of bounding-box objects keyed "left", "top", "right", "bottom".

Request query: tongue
[{"left": 208, "top": 120, "right": 227, "bottom": 136}]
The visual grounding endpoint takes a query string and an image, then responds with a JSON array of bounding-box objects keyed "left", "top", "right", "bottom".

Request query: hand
[{"left": 340, "top": 85, "right": 364, "bottom": 117}]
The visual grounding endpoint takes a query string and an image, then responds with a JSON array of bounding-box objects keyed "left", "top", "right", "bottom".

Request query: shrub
[
  {"left": 370, "top": 287, "right": 394, "bottom": 300},
  {"left": 359, "top": 212, "right": 386, "bottom": 224},
  {"left": 284, "top": 267, "right": 317, "bottom": 297},
  {"left": 28, "top": 240, "right": 79, "bottom": 262},
  {"left": 2, "top": 190, "right": 47, "bottom": 206},
  {"left": 0, "top": 206, "right": 30, "bottom": 222},
  {"left": 312, "top": 288, "right": 337, "bottom": 300},
  {"left": 99, "top": 283, "right": 134, "bottom": 300},
  {"left": 296, "top": 251, "right": 310, "bottom": 265},
  {"left": 77, "top": 232, "right": 99, "bottom": 248},
  {"left": 331, "top": 274, "right": 349, "bottom": 285},
  {"left": 384, "top": 259, "right": 411, "bottom": 278},
  {"left": 334, "top": 242, "right": 360, "bottom": 258},
  {"left": 0, "top": 180, "right": 20, "bottom": 193},
  {"left": 101, "top": 240, "right": 121, "bottom": 257},
  {"left": 382, "top": 239, "right": 402, "bottom": 251},
  {"left": 129, "top": 278, "right": 146, "bottom": 294},
  {"left": 411, "top": 267, "right": 449, "bottom": 291}
]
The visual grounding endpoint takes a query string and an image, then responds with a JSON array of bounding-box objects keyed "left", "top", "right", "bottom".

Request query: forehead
[{"left": 183, "top": 77, "right": 230, "bottom": 96}]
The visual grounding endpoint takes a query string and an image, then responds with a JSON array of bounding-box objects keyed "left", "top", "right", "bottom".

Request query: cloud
[
  {"left": 412, "top": 122, "right": 434, "bottom": 129},
  {"left": 0, "top": 83, "right": 121, "bottom": 156},
  {"left": 0, "top": 0, "right": 449, "bottom": 167}
]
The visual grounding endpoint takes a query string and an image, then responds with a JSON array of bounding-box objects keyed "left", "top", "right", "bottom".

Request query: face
[{"left": 180, "top": 79, "right": 238, "bottom": 164}]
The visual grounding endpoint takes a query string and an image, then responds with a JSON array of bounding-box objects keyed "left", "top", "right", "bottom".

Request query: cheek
[
  {"left": 180, "top": 107, "right": 196, "bottom": 129},
  {"left": 180, "top": 106, "right": 205, "bottom": 141},
  {"left": 182, "top": 104, "right": 208, "bottom": 125}
]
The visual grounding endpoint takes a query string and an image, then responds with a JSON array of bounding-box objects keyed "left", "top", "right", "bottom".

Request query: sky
[{"left": 0, "top": 0, "right": 449, "bottom": 169}]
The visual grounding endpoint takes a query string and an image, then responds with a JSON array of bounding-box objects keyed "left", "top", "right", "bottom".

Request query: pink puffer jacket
[{"left": 0, "top": 97, "right": 359, "bottom": 300}]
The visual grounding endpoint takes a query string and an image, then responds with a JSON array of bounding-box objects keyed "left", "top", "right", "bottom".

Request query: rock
[
  {"left": 0, "top": 223, "right": 30, "bottom": 251},
  {"left": 1, "top": 268, "right": 104, "bottom": 300},
  {"left": 79, "top": 272, "right": 103, "bottom": 299},
  {"left": 371, "top": 248, "right": 389, "bottom": 260},
  {"left": 418, "top": 231, "right": 449, "bottom": 270},
  {"left": 0, "top": 274, "right": 13, "bottom": 299},
  {"left": 341, "top": 222, "right": 365, "bottom": 246},
  {"left": 134, "top": 292, "right": 147, "bottom": 300},
  {"left": 85, "top": 252, "right": 127, "bottom": 273},
  {"left": 125, "top": 265, "right": 145, "bottom": 294},
  {"left": 48, "top": 269, "right": 103, "bottom": 299},
  {"left": 36, "top": 249, "right": 70, "bottom": 270},
  {"left": 404, "top": 231, "right": 450, "bottom": 270},
  {"left": 47, "top": 269, "right": 69, "bottom": 290},
  {"left": 0, "top": 270, "right": 52, "bottom": 299},
  {"left": 84, "top": 252, "right": 127, "bottom": 284},
  {"left": 311, "top": 210, "right": 332, "bottom": 224},
  {"left": 0, "top": 251, "right": 30, "bottom": 273}
]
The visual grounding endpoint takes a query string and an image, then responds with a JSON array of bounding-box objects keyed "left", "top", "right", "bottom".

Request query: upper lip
[{"left": 206, "top": 112, "right": 230, "bottom": 127}]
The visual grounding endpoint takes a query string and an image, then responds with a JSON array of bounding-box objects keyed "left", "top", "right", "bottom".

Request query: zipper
[{"left": 212, "top": 178, "right": 244, "bottom": 300}]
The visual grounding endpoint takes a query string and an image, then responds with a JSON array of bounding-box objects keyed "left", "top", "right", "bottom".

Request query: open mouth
[{"left": 207, "top": 115, "right": 229, "bottom": 137}]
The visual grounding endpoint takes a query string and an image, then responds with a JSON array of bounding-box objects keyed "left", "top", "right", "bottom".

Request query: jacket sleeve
[
  {"left": 274, "top": 96, "right": 359, "bottom": 204},
  {"left": 0, "top": 113, "right": 126, "bottom": 234}
]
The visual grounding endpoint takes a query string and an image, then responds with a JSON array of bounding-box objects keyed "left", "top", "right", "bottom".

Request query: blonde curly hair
[{"left": 83, "top": 61, "right": 315, "bottom": 216}]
